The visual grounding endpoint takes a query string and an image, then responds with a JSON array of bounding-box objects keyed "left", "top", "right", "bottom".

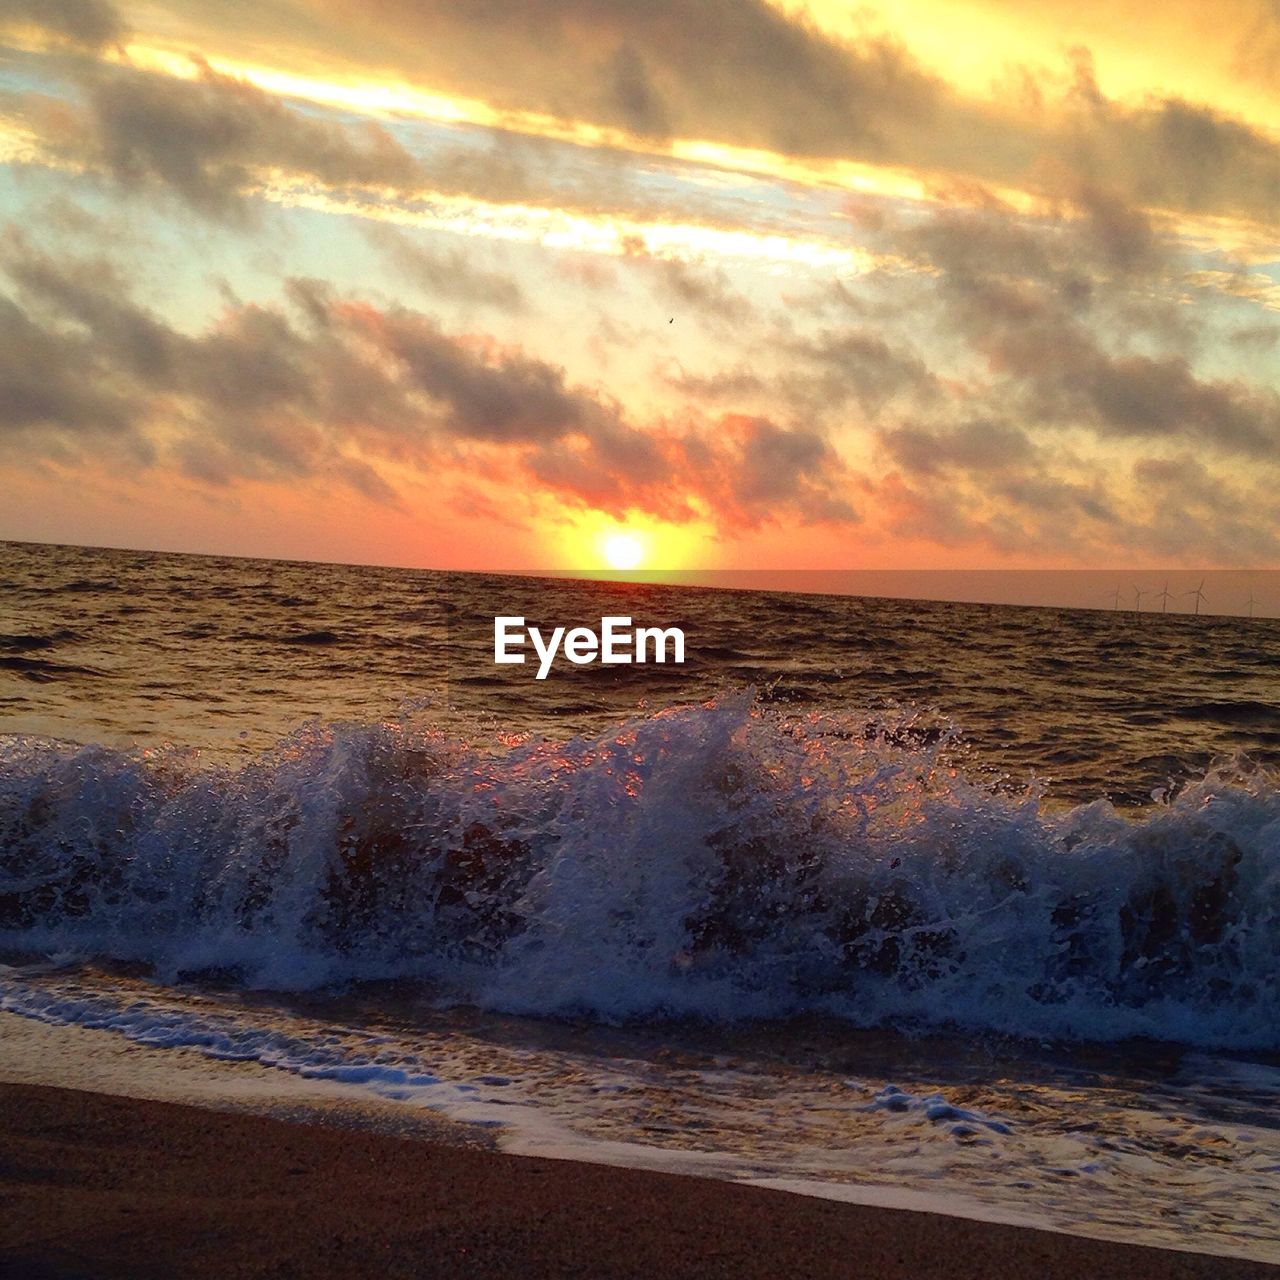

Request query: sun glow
[
  {"left": 548, "top": 511, "right": 711, "bottom": 575},
  {"left": 601, "top": 530, "right": 646, "bottom": 571}
]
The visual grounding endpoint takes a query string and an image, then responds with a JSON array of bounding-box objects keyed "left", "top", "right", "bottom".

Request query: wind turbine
[
  {"left": 1186, "top": 579, "right": 1207, "bottom": 616},
  {"left": 1110, "top": 586, "right": 1122, "bottom": 611},
  {"left": 1246, "top": 592, "right": 1258, "bottom": 618},
  {"left": 1155, "top": 580, "right": 1173, "bottom": 613},
  {"left": 1133, "top": 585, "right": 1147, "bottom": 612}
]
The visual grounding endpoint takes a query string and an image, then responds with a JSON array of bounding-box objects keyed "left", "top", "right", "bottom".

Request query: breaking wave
[{"left": 2, "top": 694, "right": 1278, "bottom": 1049}]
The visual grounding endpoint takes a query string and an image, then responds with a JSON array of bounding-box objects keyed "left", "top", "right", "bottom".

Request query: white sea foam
[{"left": 2, "top": 693, "right": 1278, "bottom": 1048}]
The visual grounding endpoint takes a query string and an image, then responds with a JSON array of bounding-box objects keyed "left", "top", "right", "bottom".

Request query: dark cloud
[
  {"left": 646, "top": 256, "right": 751, "bottom": 326},
  {"left": 7, "top": 4, "right": 1280, "bottom": 243},
  {"left": 280, "top": 2, "right": 1280, "bottom": 225},
  {"left": 603, "top": 43, "right": 670, "bottom": 139},
  {"left": 76, "top": 59, "right": 425, "bottom": 219},
  {"left": 8, "top": 1, "right": 1280, "bottom": 232},
  {"left": 307, "top": 0, "right": 938, "bottom": 161},
  {"left": 0, "top": 295, "right": 135, "bottom": 441},
  {"left": 1032, "top": 51, "right": 1280, "bottom": 225},
  {"left": 1, "top": 53, "right": 720, "bottom": 226},
  {"left": 524, "top": 426, "right": 687, "bottom": 520},
  {"left": 666, "top": 367, "right": 768, "bottom": 401},
  {"left": 679, "top": 414, "right": 859, "bottom": 530},
  {"left": 2, "top": 240, "right": 180, "bottom": 383},
  {"left": 1118, "top": 98, "right": 1280, "bottom": 218},
  {"left": 1230, "top": 322, "right": 1280, "bottom": 351},
  {"left": 0, "top": 233, "right": 860, "bottom": 530},
  {"left": 0, "top": 0, "right": 125, "bottom": 48},
  {"left": 1130, "top": 453, "right": 1280, "bottom": 561},
  {"left": 379, "top": 313, "right": 609, "bottom": 446},
  {"left": 782, "top": 187, "right": 1280, "bottom": 559},
  {"left": 990, "top": 472, "right": 1117, "bottom": 527},
  {"left": 0, "top": 57, "right": 432, "bottom": 221},
  {"left": 880, "top": 419, "right": 1035, "bottom": 478},
  {"left": 666, "top": 324, "right": 935, "bottom": 425},
  {"left": 365, "top": 227, "right": 526, "bottom": 311},
  {"left": 784, "top": 329, "right": 938, "bottom": 417},
  {"left": 870, "top": 459, "right": 1145, "bottom": 561},
  {"left": 873, "top": 415, "right": 1121, "bottom": 555},
  {"left": 1070, "top": 182, "right": 1164, "bottom": 275},
  {"left": 970, "top": 282, "right": 1279, "bottom": 456},
  {"left": 886, "top": 203, "right": 1280, "bottom": 459},
  {"left": 722, "top": 415, "right": 859, "bottom": 526}
]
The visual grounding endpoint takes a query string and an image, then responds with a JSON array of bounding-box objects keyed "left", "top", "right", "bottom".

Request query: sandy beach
[{"left": 0, "top": 1081, "right": 1274, "bottom": 1280}]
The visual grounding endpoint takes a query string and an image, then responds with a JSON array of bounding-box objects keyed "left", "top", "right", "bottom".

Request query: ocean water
[{"left": 2, "top": 540, "right": 1279, "bottom": 1260}]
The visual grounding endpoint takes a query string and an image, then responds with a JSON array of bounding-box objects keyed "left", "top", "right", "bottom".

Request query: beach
[
  {"left": 2, "top": 1007, "right": 1277, "bottom": 1278},
  {"left": 5, "top": 1081, "right": 1276, "bottom": 1280}
]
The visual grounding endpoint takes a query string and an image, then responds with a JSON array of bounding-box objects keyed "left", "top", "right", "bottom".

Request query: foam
[{"left": 2, "top": 693, "right": 1278, "bottom": 1047}]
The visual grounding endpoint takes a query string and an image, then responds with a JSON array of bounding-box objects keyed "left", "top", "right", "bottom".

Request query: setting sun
[
  {"left": 552, "top": 511, "right": 709, "bottom": 573},
  {"left": 593, "top": 529, "right": 640, "bottom": 570},
  {"left": 601, "top": 530, "right": 646, "bottom": 570}
]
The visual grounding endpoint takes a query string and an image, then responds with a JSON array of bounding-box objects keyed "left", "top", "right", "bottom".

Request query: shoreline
[
  {"left": 4, "top": 1080, "right": 1276, "bottom": 1280},
  {"left": 3, "top": 1003, "right": 1278, "bottom": 1268}
]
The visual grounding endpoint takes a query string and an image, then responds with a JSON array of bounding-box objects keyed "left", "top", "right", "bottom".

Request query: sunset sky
[{"left": 1, "top": 0, "right": 1279, "bottom": 572}]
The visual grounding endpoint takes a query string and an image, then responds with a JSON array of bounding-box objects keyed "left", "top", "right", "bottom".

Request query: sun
[{"left": 601, "top": 530, "right": 646, "bottom": 570}]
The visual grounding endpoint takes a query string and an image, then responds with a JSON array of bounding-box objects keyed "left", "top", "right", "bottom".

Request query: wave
[{"left": 1, "top": 694, "right": 1278, "bottom": 1048}]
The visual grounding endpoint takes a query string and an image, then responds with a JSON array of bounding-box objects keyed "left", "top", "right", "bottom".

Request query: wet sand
[{"left": 1, "top": 1083, "right": 1274, "bottom": 1280}]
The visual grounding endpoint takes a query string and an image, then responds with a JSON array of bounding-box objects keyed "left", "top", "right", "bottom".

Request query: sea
[{"left": 2, "top": 540, "right": 1279, "bottom": 1261}]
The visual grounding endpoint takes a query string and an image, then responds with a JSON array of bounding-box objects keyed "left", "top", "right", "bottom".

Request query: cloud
[
  {"left": 83, "top": 60, "right": 425, "bottom": 219},
  {"left": 0, "top": 295, "right": 137, "bottom": 443},
  {"left": 1070, "top": 182, "right": 1165, "bottom": 275},
  {"left": 1, "top": 52, "right": 702, "bottom": 227},
  {"left": 642, "top": 254, "right": 752, "bottom": 326},
  {"left": 0, "top": 231, "right": 860, "bottom": 531},
  {"left": 666, "top": 367, "right": 768, "bottom": 402},
  {"left": 364, "top": 227, "right": 526, "bottom": 312},
  {"left": 6, "top": 57, "right": 428, "bottom": 221},
  {"left": 783, "top": 329, "right": 938, "bottom": 417},
  {"left": 1234, "top": 0, "right": 1280, "bottom": 88},
  {"left": 871, "top": 415, "right": 1122, "bottom": 556},
  {"left": 603, "top": 42, "right": 671, "bottom": 139},
  {"left": 868, "top": 458, "right": 1140, "bottom": 561},
  {"left": 862, "top": 388, "right": 1280, "bottom": 562},
  {"left": 886, "top": 202, "right": 1280, "bottom": 459},
  {"left": 304, "top": 0, "right": 938, "bottom": 160},
  {"left": 964, "top": 282, "right": 1280, "bottom": 456},
  {"left": 1090, "top": 96, "right": 1280, "bottom": 221},
  {"left": 8, "top": 2, "right": 1280, "bottom": 246},
  {"left": 0, "top": 0, "right": 125, "bottom": 48},
  {"left": 1130, "top": 453, "right": 1280, "bottom": 560},
  {"left": 755, "top": 184, "right": 1280, "bottom": 560},
  {"left": 9, "top": 0, "right": 1280, "bottom": 238},
  {"left": 269, "top": 3, "right": 1280, "bottom": 225},
  {"left": 880, "top": 419, "right": 1035, "bottom": 477},
  {"left": 370, "top": 306, "right": 615, "bottom": 446},
  {"left": 705, "top": 415, "right": 859, "bottom": 528}
]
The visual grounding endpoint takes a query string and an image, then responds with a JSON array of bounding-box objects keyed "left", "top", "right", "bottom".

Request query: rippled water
[{"left": 4, "top": 541, "right": 1279, "bottom": 806}]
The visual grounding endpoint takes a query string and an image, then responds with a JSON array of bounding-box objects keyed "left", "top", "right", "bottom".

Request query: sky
[{"left": 0, "top": 0, "right": 1279, "bottom": 579}]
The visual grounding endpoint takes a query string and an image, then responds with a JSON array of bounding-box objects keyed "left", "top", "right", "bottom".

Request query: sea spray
[{"left": 1, "top": 693, "right": 1278, "bottom": 1048}]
